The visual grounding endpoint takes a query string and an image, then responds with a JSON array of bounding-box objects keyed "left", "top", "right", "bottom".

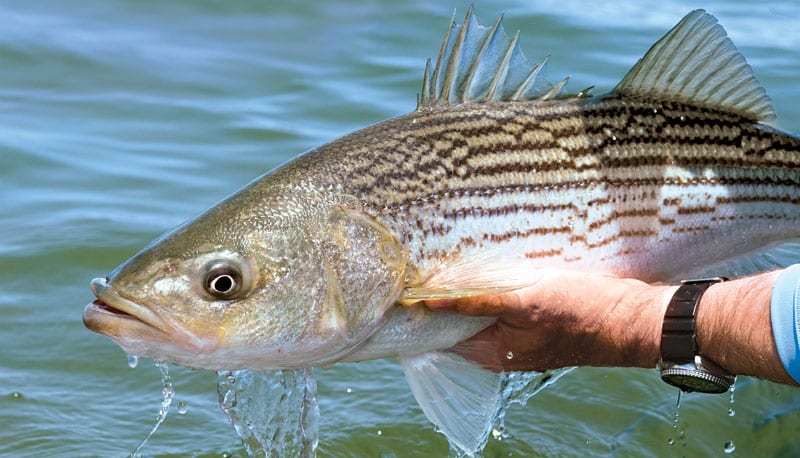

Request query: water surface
[{"left": 2, "top": 1, "right": 800, "bottom": 456}]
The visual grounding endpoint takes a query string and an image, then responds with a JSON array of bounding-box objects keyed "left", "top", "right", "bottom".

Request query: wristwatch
[{"left": 657, "top": 278, "right": 735, "bottom": 393}]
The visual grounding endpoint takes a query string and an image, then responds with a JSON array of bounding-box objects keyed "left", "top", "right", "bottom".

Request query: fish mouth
[
  {"left": 83, "top": 277, "right": 169, "bottom": 337},
  {"left": 83, "top": 278, "right": 224, "bottom": 365}
]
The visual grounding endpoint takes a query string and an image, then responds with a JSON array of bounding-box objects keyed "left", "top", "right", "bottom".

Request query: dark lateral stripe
[
  {"left": 672, "top": 225, "right": 711, "bottom": 234},
  {"left": 677, "top": 206, "right": 717, "bottom": 214},
  {"left": 437, "top": 202, "right": 579, "bottom": 221},
  {"left": 482, "top": 225, "right": 573, "bottom": 243},
  {"left": 525, "top": 248, "right": 565, "bottom": 259},
  {"left": 716, "top": 195, "right": 800, "bottom": 205},
  {"left": 712, "top": 213, "right": 797, "bottom": 223}
]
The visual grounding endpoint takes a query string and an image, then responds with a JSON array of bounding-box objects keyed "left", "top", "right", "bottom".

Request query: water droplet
[
  {"left": 377, "top": 430, "right": 382, "bottom": 436},
  {"left": 506, "top": 351, "right": 514, "bottom": 360},
  {"left": 724, "top": 440, "right": 736, "bottom": 453},
  {"left": 221, "top": 389, "right": 237, "bottom": 410},
  {"left": 177, "top": 401, "right": 188, "bottom": 415},
  {"left": 127, "top": 354, "right": 139, "bottom": 368},
  {"left": 728, "top": 408, "right": 735, "bottom": 417},
  {"left": 667, "top": 390, "right": 682, "bottom": 446}
]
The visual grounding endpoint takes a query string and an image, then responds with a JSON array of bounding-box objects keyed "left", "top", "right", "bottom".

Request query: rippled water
[{"left": 2, "top": 1, "right": 800, "bottom": 456}]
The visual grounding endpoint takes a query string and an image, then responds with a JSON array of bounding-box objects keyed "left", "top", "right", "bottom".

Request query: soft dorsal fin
[
  {"left": 613, "top": 9, "right": 775, "bottom": 122},
  {"left": 418, "top": 6, "right": 568, "bottom": 109}
]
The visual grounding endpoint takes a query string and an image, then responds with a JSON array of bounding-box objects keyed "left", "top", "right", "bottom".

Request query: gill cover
[{"left": 308, "top": 206, "right": 408, "bottom": 363}]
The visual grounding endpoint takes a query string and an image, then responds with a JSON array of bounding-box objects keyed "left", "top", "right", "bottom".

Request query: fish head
[{"left": 84, "top": 176, "right": 408, "bottom": 370}]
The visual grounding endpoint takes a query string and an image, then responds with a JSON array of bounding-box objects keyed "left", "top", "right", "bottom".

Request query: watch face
[{"left": 661, "top": 369, "right": 731, "bottom": 394}]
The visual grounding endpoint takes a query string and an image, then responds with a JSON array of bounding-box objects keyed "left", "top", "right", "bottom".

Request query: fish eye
[{"left": 204, "top": 263, "right": 243, "bottom": 299}]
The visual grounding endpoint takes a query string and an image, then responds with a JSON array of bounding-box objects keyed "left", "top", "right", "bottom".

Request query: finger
[
  {"left": 423, "top": 298, "right": 457, "bottom": 312},
  {"left": 426, "top": 292, "right": 521, "bottom": 317}
]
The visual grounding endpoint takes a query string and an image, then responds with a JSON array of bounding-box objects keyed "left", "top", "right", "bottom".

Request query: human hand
[{"left": 426, "top": 270, "right": 675, "bottom": 372}]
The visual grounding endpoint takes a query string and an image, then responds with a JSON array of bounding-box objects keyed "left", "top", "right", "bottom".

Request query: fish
[{"left": 84, "top": 7, "right": 800, "bottom": 455}]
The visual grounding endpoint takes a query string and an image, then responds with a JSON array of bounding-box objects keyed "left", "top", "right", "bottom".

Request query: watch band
[{"left": 660, "top": 277, "right": 726, "bottom": 363}]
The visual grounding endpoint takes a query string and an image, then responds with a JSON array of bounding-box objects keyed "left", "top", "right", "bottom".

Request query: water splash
[
  {"left": 502, "top": 368, "right": 574, "bottom": 408},
  {"left": 437, "top": 369, "right": 573, "bottom": 457},
  {"left": 130, "top": 361, "right": 174, "bottom": 457},
  {"left": 217, "top": 368, "right": 319, "bottom": 457},
  {"left": 460, "top": 367, "right": 574, "bottom": 454},
  {"left": 724, "top": 440, "right": 736, "bottom": 453}
]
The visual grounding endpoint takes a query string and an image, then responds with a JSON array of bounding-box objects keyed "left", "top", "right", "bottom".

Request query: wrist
[{"left": 603, "top": 281, "right": 677, "bottom": 368}]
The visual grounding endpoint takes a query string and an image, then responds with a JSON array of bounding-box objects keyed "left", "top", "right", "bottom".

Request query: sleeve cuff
[{"left": 770, "top": 264, "right": 800, "bottom": 384}]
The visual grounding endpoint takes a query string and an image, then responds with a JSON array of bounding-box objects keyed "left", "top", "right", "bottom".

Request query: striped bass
[{"left": 84, "top": 8, "right": 800, "bottom": 454}]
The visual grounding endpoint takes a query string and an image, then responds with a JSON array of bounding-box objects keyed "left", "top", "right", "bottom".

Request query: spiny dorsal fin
[
  {"left": 613, "top": 9, "right": 775, "bottom": 122},
  {"left": 417, "top": 6, "right": 567, "bottom": 109}
]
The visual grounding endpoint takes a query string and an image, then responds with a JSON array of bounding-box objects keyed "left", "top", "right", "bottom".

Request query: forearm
[{"left": 697, "top": 271, "right": 797, "bottom": 385}]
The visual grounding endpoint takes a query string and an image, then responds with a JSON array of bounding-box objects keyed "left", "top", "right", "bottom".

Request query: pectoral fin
[
  {"left": 400, "top": 252, "right": 536, "bottom": 304},
  {"left": 400, "top": 351, "right": 503, "bottom": 455}
]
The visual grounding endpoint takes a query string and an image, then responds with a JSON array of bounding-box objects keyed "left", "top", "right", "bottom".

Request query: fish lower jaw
[
  {"left": 98, "top": 332, "right": 228, "bottom": 370},
  {"left": 83, "top": 300, "right": 221, "bottom": 362}
]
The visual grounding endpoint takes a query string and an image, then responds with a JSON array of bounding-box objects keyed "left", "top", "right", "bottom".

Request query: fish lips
[
  {"left": 84, "top": 278, "right": 225, "bottom": 365},
  {"left": 83, "top": 278, "right": 180, "bottom": 356},
  {"left": 84, "top": 277, "right": 168, "bottom": 332}
]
